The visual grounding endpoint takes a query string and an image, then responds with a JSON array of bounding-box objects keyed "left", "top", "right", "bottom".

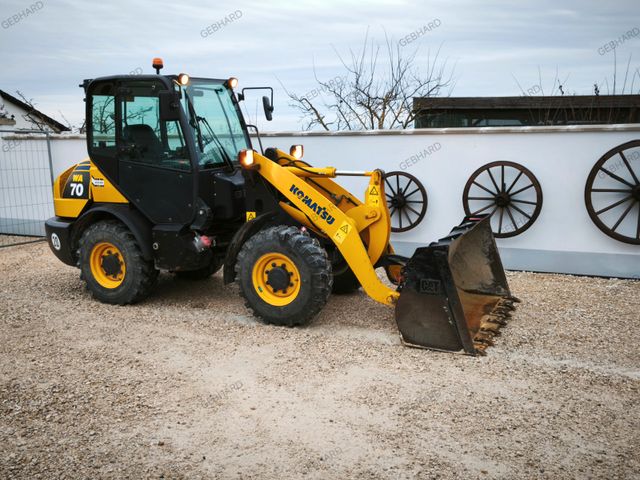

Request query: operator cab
[{"left": 83, "top": 60, "right": 251, "bottom": 228}]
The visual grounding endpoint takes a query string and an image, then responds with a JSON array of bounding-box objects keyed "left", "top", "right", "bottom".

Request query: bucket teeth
[
  {"left": 480, "top": 321, "right": 502, "bottom": 334},
  {"left": 507, "top": 295, "right": 522, "bottom": 304},
  {"left": 496, "top": 299, "right": 516, "bottom": 311},
  {"left": 474, "top": 331, "right": 495, "bottom": 345},
  {"left": 484, "top": 313, "right": 508, "bottom": 326},
  {"left": 473, "top": 343, "right": 488, "bottom": 355}
]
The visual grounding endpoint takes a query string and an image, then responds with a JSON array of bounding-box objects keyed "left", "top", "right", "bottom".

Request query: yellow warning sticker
[
  {"left": 333, "top": 221, "right": 351, "bottom": 245},
  {"left": 368, "top": 185, "right": 381, "bottom": 205},
  {"left": 246, "top": 211, "right": 257, "bottom": 222}
]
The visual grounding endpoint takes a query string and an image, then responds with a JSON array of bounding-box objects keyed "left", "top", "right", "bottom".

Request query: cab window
[
  {"left": 119, "top": 82, "right": 190, "bottom": 171},
  {"left": 89, "top": 82, "right": 117, "bottom": 158}
]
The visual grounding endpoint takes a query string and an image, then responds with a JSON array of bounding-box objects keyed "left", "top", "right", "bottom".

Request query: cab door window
[
  {"left": 119, "top": 83, "right": 190, "bottom": 171},
  {"left": 91, "top": 95, "right": 116, "bottom": 151}
]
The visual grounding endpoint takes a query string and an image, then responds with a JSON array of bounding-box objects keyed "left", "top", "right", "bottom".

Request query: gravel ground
[
  {"left": 0, "top": 235, "right": 44, "bottom": 248},
  {"left": 1, "top": 242, "right": 639, "bottom": 479}
]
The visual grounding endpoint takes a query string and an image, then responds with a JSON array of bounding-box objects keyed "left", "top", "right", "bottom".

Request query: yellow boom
[{"left": 249, "top": 148, "right": 399, "bottom": 305}]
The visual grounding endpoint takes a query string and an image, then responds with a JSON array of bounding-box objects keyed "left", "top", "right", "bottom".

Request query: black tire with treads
[
  {"left": 332, "top": 266, "right": 361, "bottom": 294},
  {"left": 235, "top": 226, "right": 332, "bottom": 326},
  {"left": 79, "top": 220, "right": 158, "bottom": 305}
]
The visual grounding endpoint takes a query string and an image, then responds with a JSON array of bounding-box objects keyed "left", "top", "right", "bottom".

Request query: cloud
[{"left": 0, "top": 0, "right": 638, "bottom": 130}]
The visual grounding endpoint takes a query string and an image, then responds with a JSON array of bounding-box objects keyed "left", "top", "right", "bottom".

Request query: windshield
[{"left": 181, "top": 79, "right": 249, "bottom": 168}]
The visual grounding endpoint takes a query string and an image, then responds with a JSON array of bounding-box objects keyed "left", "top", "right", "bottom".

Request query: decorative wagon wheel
[
  {"left": 462, "top": 161, "right": 543, "bottom": 238},
  {"left": 585, "top": 140, "right": 640, "bottom": 245},
  {"left": 384, "top": 171, "right": 428, "bottom": 233}
]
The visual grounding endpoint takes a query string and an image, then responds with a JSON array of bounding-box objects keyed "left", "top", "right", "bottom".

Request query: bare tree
[
  {"left": 0, "top": 103, "right": 12, "bottom": 120},
  {"left": 512, "top": 52, "right": 640, "bottom": 125},
  {"left": 16, "top": 90, "right": 50, "bottom": 131},
  {"left": 92, "top": 96, "right": 116, "bottom": 135},
  {"left": 599, "top": 51, "right": 640, "bottom": 96},
  {"left": 92, "top": 96, "right": 153, "bottom": 137},
  {"left": 57, "top": 110, "right": 86, "bottom": 134},
  {"left": 514, "top": 52, "right": 640, "bottom": 98},
  {"left": 284, "top": 30, "right": 455, "bottom": 131}
]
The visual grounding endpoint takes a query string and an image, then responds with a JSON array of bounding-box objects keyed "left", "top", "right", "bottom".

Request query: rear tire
[
  {"left": 79, "top": 220, "right": 158, "bottom": 305},
  {"left": 236, "top": 226, "right": 332, "bottom": 326},
  {"left": 174, "top": 257, "right": 222, "bottom": 280},
  {"left": 332, "top": 266, "right": 361, "bottom": 294},
  {"left": 329, "top": 249, "right": 360, "bottom": 294}
]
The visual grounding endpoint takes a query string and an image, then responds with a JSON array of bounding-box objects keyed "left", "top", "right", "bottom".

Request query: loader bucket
[{"left": 395, "top": 216, "right": 517, "bottom": 355}]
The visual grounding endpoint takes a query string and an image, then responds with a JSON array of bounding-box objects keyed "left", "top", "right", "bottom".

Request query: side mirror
[
  {"left": 159, "top": 91, "right": 181, "bottom": 121},
  {"left": 262, "top": 95, "right": 274, "bottom": 121}
]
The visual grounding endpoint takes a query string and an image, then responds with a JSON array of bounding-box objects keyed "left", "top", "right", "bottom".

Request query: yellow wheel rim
[
  {"left": 90, "top": 242, "right": 126, "bottom": 289},
  {"left": 251, "top": 252, "right": 301, "bottom": 306}
]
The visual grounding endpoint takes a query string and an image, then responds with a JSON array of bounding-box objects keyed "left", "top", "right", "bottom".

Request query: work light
[
  {"left": 227, "top": 77, "right": 239, "bottom": 89},
  {"left": 177, "top": 73, "right": 190, "bottom": 86},
  {"left": 290, "top": 145, "right": 304, "bottom": 160},
  {"left": 238, "top": 149, "right": 256, "bottom": 169}
]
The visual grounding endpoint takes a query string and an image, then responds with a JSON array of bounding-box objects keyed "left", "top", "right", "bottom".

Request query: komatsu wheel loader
[{"left": 45, "top": 59, "right": 518, "bottom": 355}]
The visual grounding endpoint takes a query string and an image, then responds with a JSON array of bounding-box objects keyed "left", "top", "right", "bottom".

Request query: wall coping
[
  {"left": 3, "top": 123, "right": 640, "bottom": 141},
  {"left": 255, "top": 124, "right": 640, "bottom": 137}
]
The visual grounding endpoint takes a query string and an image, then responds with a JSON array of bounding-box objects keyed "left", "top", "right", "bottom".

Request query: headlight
[
  {"left": 238, "top": 149, "right": 256, "bottom": 169},
  {"left": 289, "top": 144, "right": 304, "bottom": 159},
  {"left": 177, "top": 73, "right": 190, "bottom": 86}
]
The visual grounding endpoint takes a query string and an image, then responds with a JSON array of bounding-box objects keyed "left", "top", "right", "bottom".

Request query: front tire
[
  {"left": 79, "top": 220, "right": 158, "bottom": 304},
  {"left": 236, "top": 226, "right": 332, "bottom": 326}
]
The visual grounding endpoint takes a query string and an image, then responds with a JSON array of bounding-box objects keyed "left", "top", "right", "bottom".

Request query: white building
[{"left": 0, "top": 89, "right": 69, "bottom": 133}]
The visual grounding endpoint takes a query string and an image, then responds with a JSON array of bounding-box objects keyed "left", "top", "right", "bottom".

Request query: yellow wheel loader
[{"left": 45, "top": 60, "right": 517, "bottom": 355}]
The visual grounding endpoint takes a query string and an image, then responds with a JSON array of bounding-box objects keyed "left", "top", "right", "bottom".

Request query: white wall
[
  {"left": 47, "top": 134, "right": 89, "bottom": 173},
  {"left": 1, "top": 126, "right": 639, "bottom": 277},
  {"left": 256, "top": 125, "right": 640, "bottom": 278}
]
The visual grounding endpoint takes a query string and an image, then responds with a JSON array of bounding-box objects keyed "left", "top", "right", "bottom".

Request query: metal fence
[{"left": 0, "top": 129, "right": 54, "bottom": 248}]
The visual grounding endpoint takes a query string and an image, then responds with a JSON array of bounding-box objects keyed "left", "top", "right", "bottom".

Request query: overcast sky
[{"left": 1, "top": 0, "right": 639, "bottom": 131}]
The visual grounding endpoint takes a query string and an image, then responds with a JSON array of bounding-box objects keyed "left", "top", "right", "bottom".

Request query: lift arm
[{"left": 243, "top": 149, "right": 399, "bottom": 306}]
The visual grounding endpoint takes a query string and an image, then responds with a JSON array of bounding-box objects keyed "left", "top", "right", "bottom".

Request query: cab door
[{"left": 89, "top": 78, "right": 195, "bottom": 225}]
